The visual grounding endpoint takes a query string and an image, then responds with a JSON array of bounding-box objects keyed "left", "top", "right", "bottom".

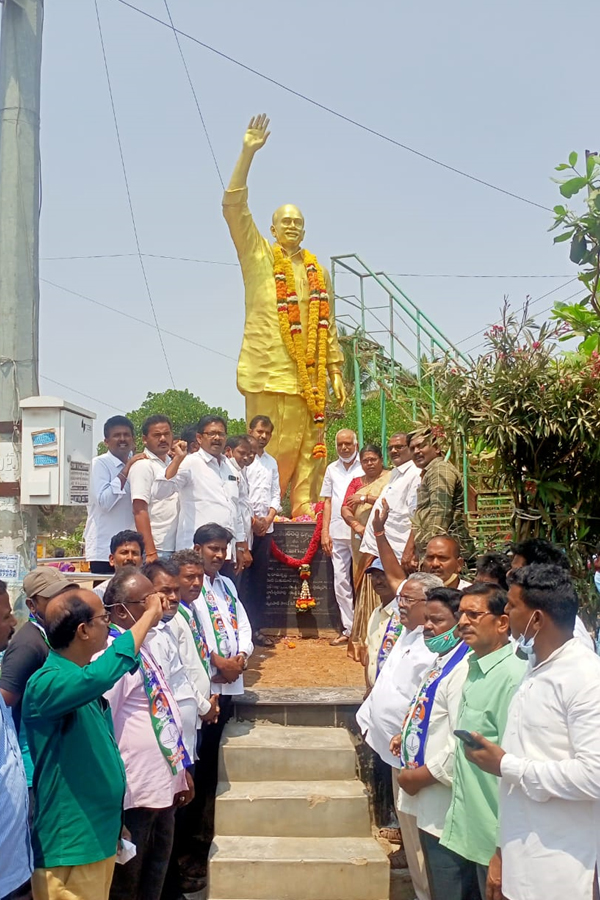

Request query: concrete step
[
  {"left": 219, "top": 722, "right": 357, "bottom": 782},
  {"left": 215, "top": 779, "right": 371, "bottom": 838},
  {"left": 208, "top": 835, "right": 390, "bottom": 900}
]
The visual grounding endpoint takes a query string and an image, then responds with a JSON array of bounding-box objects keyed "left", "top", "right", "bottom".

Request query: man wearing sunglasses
[{"left": 438, "top": 582, "right": 525, "bottom": 898}]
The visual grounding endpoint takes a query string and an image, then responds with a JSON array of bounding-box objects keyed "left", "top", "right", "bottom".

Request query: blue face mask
[
  {"left": 424, "top": 625, "right": 461, "bottom": 655},
  {"left": 515, "top": 612, "right": 537, "bottom": 659}
]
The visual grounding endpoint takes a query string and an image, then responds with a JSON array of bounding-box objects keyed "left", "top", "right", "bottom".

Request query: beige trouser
[
  {"left": 392, "top": 771, "right": 431, "bottom": 900},
  {"left": 245, "top": 391, "right": 326, "bottom": 517},
  {"left": 32, "top": 856, "right": 116, "bottom": 900}
]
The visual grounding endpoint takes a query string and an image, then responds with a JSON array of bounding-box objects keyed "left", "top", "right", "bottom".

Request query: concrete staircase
[{"left": 208, "top": 722, "right": 390, "bottom": 900}]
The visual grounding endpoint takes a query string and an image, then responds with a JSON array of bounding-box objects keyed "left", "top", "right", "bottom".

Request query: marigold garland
[
  {"left": 271, "top": 503, "right": 324, "bottom": 612},
  {"left": 273, "top": 245, "right": 330, "bottom": 457}
]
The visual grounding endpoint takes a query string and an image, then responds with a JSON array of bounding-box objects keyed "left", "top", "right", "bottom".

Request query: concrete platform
[
  {"left": 215, "top": 779, "right": 371, "bottom": 837},
  {"left": 219, "top": 722, "right": 357, "bottom": 782},
  {"left": 234, "top": 687, "right": 363, "bottom": 729},
  {"left": 208, "top": 835, "right": 390, "bottom": 900}
]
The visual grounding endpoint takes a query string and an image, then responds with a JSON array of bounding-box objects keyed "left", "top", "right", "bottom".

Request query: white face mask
[
  {"left": 339, "top": 448, "right": 358, "bottom": 463},
  {"left": 515, "top": 611, "right": 537, "bottom": 660}
]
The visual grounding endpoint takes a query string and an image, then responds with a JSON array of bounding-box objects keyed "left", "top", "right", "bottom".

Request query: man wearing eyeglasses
[
  {"left": 438, "top": 582, "right": 525, "bottom": 898},
  {"left": 154, "top": 415, "right": 247, "bottom": 573},
  {"left": 22, "top": 587, "right": 164, "bottom": 900}
]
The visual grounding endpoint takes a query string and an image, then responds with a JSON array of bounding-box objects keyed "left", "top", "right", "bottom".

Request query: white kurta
[
  {"left": 356, "top": 626, "right": 435, "bottom": 768},
  {"left": 192, "top": 573, "right": 254, "bottom": 696},
  {"left": 360, "top": 460, "right": 421, "bottom": 557},
  {"left": 499, "top": 638, "right": 600, "bottom": 900}
]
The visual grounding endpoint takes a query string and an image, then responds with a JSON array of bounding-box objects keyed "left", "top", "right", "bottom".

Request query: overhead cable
[
  {"left": 94, "top": 0, "right": 176, "bottom": 387},
  {"left": 115, "top": 0, "right": 551, "bottom": 213}
]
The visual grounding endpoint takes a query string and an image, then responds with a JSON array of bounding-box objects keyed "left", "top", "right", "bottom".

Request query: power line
[
  {"left": 162, "top": 0, "right": 224, "bottom": 189},
  {"left": 41, "top": 252, "right": 239, "bottom": 265},
  {"left": 40, "top": 375, "right": 125, "bottom": 412},
  {"left": 93, "top": 0, "right": 176, "bottom": 387},
  {"left": 40, "top": 254, "right": 572, "bottom": 279},
  {"left": 455, "top": 277, "right": 580, "bottom": 348},
  {"left": 41, "top": 277, "right": 238, "bottom": 362},
  {"left": 115, "top": 0, "right": 551, "bottom": 213}
]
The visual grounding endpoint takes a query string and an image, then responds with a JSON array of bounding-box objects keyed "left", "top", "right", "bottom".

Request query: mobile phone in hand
[{"left": 453, "top": 729, "right": 483, "bottom": 750}]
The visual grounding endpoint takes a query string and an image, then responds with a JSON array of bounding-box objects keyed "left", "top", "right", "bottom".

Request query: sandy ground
[{"left": 245, "top": 636, "right": 366, "bottom": 688}]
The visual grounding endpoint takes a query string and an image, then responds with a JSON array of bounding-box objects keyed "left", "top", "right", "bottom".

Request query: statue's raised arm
[
  {"left": 227, "top": 114, "right": 271, "bottom": 192},
  {"left": 222, "top": 114, "right": 346, "bottom": 517}
]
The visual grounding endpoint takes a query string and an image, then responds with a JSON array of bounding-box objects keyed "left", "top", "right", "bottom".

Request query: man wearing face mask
[
  {"left": 320, "top": 429, "right": 363, "bottom": 645},
  {"left": 465, "top": 564, "right": 600, "bottom": 900}
]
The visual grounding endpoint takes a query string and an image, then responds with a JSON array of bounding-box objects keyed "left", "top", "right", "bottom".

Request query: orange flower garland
[{"left": 273, "top": 245, "right": 331, "bottom": 457}]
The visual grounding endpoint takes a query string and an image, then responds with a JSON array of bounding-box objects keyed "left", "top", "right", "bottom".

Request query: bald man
[
  {"left": 223, "top": 114, "right": 346, "bottom": 516},
  {"left": 320, "top": 429, "right": 364, "bottom": 644},
  {"left": 23, "top": 589, "right": 164, "bottom": 900}
]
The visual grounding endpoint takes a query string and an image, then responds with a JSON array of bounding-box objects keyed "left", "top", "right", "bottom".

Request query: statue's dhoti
[{"left": 246, "top": 392, "right": 326, "bottom": 518}]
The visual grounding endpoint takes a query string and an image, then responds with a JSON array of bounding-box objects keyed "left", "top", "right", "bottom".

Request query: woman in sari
[{"left": 341, "top": 444, "right": 390, "bottom": 662}]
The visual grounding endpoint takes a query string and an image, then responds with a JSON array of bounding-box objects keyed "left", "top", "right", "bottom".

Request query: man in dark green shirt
[{"left": 23, "top": 587, "right": 165, "bottom": 900}]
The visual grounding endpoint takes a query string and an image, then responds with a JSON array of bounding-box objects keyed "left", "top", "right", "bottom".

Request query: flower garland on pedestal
[
  {"left": 271, "top": 502, "right": 324, "bottom": 612},
  {"left": 273, "top": 245, "right": 329, "bottom": 459}
]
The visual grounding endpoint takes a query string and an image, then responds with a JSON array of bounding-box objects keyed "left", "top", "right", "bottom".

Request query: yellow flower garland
[{"left": 273, "top": 244, "right": 330, "bottom": 455}]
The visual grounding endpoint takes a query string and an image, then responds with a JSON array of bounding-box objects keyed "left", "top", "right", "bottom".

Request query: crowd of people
[{"left": 0, "top": 414, "right": 599, "bottom": 900}]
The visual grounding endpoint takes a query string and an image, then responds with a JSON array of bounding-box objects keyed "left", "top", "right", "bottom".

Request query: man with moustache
[
  {"left": 84, "top": 416, "right": 144, "bottom": 574},
  {"left": 320, "top": 429, "right": 363, "bottom": 645},
  {"left": 93, "top": 530, "right": 145, "bottom": 602},
  {"left": 154, "top": 415, "right": 247, "bottom": 574},
  {"left": 130, "top": 416, "right": 180, "bottom": 562},
  {"left": 360, "top": 432, "right": 420, "bottom": 565},
  {"left": 22, "top": 587, "right": 163, "bottom": 900}
]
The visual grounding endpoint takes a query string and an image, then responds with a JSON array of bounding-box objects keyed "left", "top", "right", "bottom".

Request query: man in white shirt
[
  {"left": 320, "top": 429, "right": 363, "bottom": 646},
  {"left": 191, "top": 523, "right": 254, "bottom": 860},
  {"left": 356, "top": 572, "right": 442, "bottom": 900},
  {"left": 153, "top": 415, "right": 247, "bottom": 572},
  {"left": 225, "top": 434, "right": 255, "bottom": 566},
  {"left": 84, "top": 415, "right": 144, "bottom": 574},
  {"left": 129, "top": 415, "right": 179, "bottom": 562},
  {"left": 465, "top": 563, "right": 600, "bottom": 900},
  {"left": 93, "top": 529, "right": 144, "bottom": 601},
  {"left": 243, "top": 415, "right": 281, "bottom": 646},
  {"left": 360, "top": 432, "right": 420, "bottom": 563}
]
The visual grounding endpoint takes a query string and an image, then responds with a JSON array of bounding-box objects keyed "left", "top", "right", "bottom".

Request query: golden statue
[{"left": 223, "top": 114, "right": 346, "bottom": 517}]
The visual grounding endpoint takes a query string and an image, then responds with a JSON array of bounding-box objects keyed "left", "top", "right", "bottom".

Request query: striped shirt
[{"left": 0, "top": 695, "right": 32, "bottom": 895}]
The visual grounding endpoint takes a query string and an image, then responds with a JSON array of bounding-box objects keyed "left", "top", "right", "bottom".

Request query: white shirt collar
[{"left": 106, "top": 450, "right": 128, "bottom": 468}]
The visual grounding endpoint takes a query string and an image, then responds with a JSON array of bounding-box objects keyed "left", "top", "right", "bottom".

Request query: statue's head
[{"left": 271, "top": 204, "right": 305, "bottom": 255}]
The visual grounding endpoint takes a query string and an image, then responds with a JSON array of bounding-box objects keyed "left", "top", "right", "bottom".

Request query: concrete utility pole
[{"left": 0, "top": 0, "right": 43, "bottom": 610}]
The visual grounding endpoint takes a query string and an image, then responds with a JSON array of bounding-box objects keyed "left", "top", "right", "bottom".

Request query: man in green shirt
[
  {"left": 440, "top": 582, "right": 525, "bottom": 896},
  {"left": 23, "top": 587, "right": 165, "bottom": 900}
]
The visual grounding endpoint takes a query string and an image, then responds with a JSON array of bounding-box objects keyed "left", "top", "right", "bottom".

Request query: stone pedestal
[{"left": 264, "top": 522, "right": 340, "bottom": 636}]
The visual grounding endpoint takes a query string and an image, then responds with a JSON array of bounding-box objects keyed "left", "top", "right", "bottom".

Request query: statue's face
[{"left": 271, "top": 204, "right": 305, "bottom": 253}]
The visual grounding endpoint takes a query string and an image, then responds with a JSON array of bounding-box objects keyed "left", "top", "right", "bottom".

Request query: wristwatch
[{"left": 360, "top": 495, "right": 367, "bottom": 503}]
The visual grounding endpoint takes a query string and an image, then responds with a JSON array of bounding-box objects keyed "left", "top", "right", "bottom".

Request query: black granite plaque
[{"left": 264, "top": 522, "right": 341, "bottom": 635}]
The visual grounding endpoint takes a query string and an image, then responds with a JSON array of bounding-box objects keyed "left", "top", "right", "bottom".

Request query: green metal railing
[{"left": 331, "top": 253, "right": 471, "bottom": 512}]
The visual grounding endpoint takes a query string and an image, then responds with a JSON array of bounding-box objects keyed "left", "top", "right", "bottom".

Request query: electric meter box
[{"left": 19, "top": 396, "right": 96, "bottom": 506}]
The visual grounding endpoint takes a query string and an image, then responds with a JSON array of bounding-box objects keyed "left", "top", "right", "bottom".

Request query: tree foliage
[
  {"left": 98, "top": 389, "right": 247, "bottom": 453},
  {"left": 550, "top": 151, "right": 600, "bottom": 353},
  {"left": 425, "top": 304, "right": 600, "bottom": 592}
]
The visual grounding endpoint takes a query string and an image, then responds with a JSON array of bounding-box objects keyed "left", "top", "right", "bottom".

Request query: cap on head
[
  {"left": 366, "top": 558, "right": 385, "bottom": 575},
  {"left": 23, "top": 567, "right": 77, "bottom": 599}
]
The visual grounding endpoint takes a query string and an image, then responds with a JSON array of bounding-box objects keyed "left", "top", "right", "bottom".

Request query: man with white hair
[{"left": 320, "top": 429, "right": 363, "bottom": 645}]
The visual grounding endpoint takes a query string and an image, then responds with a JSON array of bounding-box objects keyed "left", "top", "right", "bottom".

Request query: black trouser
[
  {"left": 241, "top": 532, "right": 272, "bottom": 633},
  {"left": 187, "top": 696, "right": 233, "bottom": 858},
  {"left": 419, "top": 829, "right": 481, "bottom": 900},
  {"left": 109, "top": 806, "right": 175, "bottom": 900},
  {"left": 160, "top": 765, "right": 196, "bottom": 900},
  {"left": 89, "top": 560, "right": 115, "bottom": 575}
]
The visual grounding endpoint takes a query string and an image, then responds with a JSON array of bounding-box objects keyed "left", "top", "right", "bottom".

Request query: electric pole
[{"left": 0, "top": 0, "right": 44, "bottom": 611}]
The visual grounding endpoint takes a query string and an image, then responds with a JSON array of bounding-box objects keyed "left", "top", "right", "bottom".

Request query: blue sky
[{"left": 36, "top": 0, "right": 592, "bottom": 439}]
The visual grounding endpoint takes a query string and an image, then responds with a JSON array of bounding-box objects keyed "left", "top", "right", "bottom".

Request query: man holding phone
[{"left": 440, "top": 582, "right": 525, "bottom": 898}]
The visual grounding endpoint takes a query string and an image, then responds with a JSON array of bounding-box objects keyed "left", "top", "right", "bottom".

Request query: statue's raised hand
[{"left": 244, "top": 114, "right": 271, "bottom": 153}]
